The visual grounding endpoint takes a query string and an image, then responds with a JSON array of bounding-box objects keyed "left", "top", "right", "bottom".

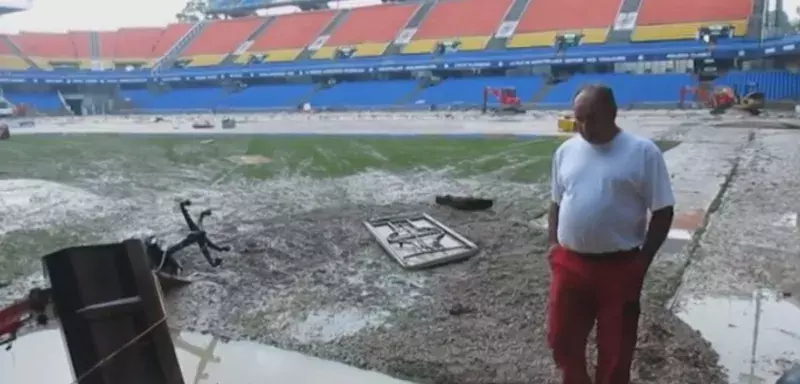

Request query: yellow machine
[{"left": 558, "top": 115, "right": 576, "bottom": 132}]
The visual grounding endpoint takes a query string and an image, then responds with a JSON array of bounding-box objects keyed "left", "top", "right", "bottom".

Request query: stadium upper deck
[{"left": 0, "top": 0, "right": 758, "bottom": 71}]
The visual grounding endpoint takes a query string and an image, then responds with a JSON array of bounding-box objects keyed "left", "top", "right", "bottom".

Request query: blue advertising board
[{"left": 0, "top": 35, "right": 797, "bottom": 85}]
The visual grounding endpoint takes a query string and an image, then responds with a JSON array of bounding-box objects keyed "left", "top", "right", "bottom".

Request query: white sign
[
  {"left": 613, "top": 12, "right": 638, "bottom": 31},
  {"left": 495, "top": 21, "right": 518, "bottom": 38},
  {"left": 395, "top": 28, "right": 417, "bottom": 45}
]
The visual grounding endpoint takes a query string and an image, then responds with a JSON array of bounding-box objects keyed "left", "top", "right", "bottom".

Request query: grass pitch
[
  {"left": 0, "top": 134, "right": 563, "bottom": 282},
  {"left": 0, "top": 134, "right": 679, "bottom": 283}
]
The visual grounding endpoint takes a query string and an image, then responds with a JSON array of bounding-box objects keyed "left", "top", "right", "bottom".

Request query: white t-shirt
[{"left": 551, "top": 131, "right": 675, "bottom": 253}]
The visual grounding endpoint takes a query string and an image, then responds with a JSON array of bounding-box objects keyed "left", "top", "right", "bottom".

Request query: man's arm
[
  {"left": 548, "top": 148, "right": 563, "bottom": 248},
  {"left": 641, "top": 143, "right": 676, "bottom": 261},
  {"left": 548, "top": 202, "right": 560, "bottom": 247}
]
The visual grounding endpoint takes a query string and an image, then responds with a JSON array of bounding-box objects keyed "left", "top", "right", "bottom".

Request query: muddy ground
[{"left": 0, "top": 111, "right": 747, "bottom": 383}]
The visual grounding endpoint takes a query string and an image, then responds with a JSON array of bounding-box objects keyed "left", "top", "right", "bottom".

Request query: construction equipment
[
  {"left": 558, "top": 115, "right": 577, "bottom": 133},
  {"left": 482, "top": 86, "right": 524, "bottom": 114},
  {"left": 679, "top": 83, "right": 765, "bottom": 116}
]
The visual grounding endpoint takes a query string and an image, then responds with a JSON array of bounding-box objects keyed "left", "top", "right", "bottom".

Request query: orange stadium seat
[
  {"left": 0, "top": 34, "right": 29, "bottom": 70},
  {"left": 9, "top": 31, "right": 92, "bottom": 69},
  {"left": 97, "top": 24, "right": 190, "bottom": 69},
  {"left": 507, "top": 0, "right": 621, "bottom": 48},
  {"left": 235, "top": 10, "right": 336, "bottom": 64},
  {"left": 312, "top": 3, "right": 419, "bottom": 59},
  {"left": 180, "top": 17, "right": 266, "bottom": 67},
  {"left": 632, "top": 0, "right": 752, "bottom": 41},
  {"left": 402, "top": 0, "right": 512, "bottom": 54}
]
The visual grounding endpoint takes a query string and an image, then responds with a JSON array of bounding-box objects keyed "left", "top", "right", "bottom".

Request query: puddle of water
[
  {"left": 289, "top": 308, "right": 390, "bottom": 343},
  {"left": 0, "top": 329, "right": 413, "bottom": 384},
  {"left": 675, "top": 290, "right": 800, "bottom": 384}
]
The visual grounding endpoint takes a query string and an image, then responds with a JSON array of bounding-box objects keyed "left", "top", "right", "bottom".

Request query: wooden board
[{"left": 363, "top": 213, "right": 479, "bottom": 270}]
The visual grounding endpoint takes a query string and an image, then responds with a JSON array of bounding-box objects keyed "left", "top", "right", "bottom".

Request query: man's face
[{"left": 572, "top": 92, "right": 603, "bottom": 143}]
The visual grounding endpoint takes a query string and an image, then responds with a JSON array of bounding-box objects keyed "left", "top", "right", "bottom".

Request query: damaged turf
[{"left": 163, "top": 201, "right": 725, "bottom": 384}]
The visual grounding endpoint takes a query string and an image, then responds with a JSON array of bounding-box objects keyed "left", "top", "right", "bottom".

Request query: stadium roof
[{"left": 0, "top": 0, "right": 28, "bottom": 16}]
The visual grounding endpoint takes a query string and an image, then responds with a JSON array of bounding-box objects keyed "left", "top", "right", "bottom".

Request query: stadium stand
[
  {"left": 97, "top": 25, "right": 192, "bottom": 69},
  {"left": 632, "top": 0, "right": 752, "bottom": 41},
  {"left": 9, "top": 31, "right": 92, "bottom": 70},
  {"left": 413, "top": 76, "right": 544, "bottom": 106},
  {"left": 312, "top": 3, "right": 419, "bottom": 59},
  {"left": 180, "top": 17, "right": 267, "bottom": 67},
  {"left": 402, "top": 0, "right": 513, "bottom": 54},
  {"left": 309, "top": 80, "right": 418, "bottom": 107},
  {"left": 217, "top": 84, "right": 317, "bottom": 110},
  {"left": 0, "top": 35, "right": 29, "bottom": 70},
  {"left": 2, "top": 91, "right": 65, "bottom": 112},
  {"left": 235, "top": 10, "right": 337, "bottom": 64},
  {"left": 507, "top": 0, "right": 622, "bottom": 48}
]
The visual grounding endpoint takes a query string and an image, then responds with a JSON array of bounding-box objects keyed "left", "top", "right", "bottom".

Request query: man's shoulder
[
  {"left": 622, "top": 132, "right": 661, "bottom": 154},
  {"left": 555, "top": 136, "right": 583, "bottom": 154}
]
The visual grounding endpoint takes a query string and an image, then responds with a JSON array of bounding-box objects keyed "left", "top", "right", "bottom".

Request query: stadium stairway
[
  {"left": 179, "top": 17, "right": 268, "bottom": 67},
  {"left": 296, "top": 10, "right": 350, "bottom": 61},
  {"left": 236, "top": 11, "right": 337, "bottom": 64},
  {"left": 604, "top": 0, "right": 643, "bottom": 43},
  {"left": 0, "top": 35, "right": 33, "bottom": 70},
  {"left": 89, "top": 32, "right": 100, "bottom": 66},
  {"left": 382, "top": 1, "right": 436, "bottom": 56},
  {"left": 401, "top": 0, "right": 513, "bottom": 54},
  {"left": 507, "top": 0, "right": 621, "bottom": 48},
  {"left": 312, "top": 3, "right": 420, "bottom": 60},
  {"left": 484, "top": 0, "right": 531, "bottom": 51},
  {"left": 631, "top": 0, "right": 752, "bottom": 41},
  {"left": 222, "top": 18, "right": 275, "bottom": 66},
  {"left": 151, "top": 21, "right": 206, "bottom": 72}
]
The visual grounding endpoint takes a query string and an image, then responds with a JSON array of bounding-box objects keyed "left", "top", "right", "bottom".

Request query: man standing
[{"left": 547, "top": 85, "right": 675, "bottom": 384}]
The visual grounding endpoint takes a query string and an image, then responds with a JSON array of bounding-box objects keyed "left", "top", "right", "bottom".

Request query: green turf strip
[{"left": 0, "top": 135, "right": 679, "bottom": 184}]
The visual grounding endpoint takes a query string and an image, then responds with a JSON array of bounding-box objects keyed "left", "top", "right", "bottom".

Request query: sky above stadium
[
  {"left": 0, "top": 0, "right": 798, "bottom": 33},
  {"left": 0, "top": 0, "right": 381, "bottom": 33}
]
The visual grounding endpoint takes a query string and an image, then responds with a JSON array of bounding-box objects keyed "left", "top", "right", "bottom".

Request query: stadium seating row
[
  {"left": 4, "top": 71, "right": 796, "bottom": 113},
  {"left": 0, "top": 0, "right": 753, "bottom": 70}
]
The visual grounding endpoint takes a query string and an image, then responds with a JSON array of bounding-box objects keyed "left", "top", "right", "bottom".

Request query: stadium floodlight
[
  {"left": 434, "top": 40, "right": 461, "bottom": 55},
  {"left": 697, "top": 24, "right": 735, "bottom": 47},
  {"left": 553, "top": 33, "right": 583, "bottom": 52}
]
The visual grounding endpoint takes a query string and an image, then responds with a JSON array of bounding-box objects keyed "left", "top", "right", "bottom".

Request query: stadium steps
[
  {"left": 296, "top": 10, "right": 350, "bottom": 61},
  {"left": 484, "top": 0, "right": 531, "bottom": 51},
  {"left": 222, "top": 17, "right": 274, "bottom": 66},
  {"left": 530, "top": 82, "right": 554, "bottom": 104},
  {"left": 383, "top": 1, "right": 435, "bottom": 56},
  {"left": 396, "top": 79, "right": 431, "bottom": 105},
  {"left": 605, "top": 0, "right": 643, "bottom": 43},
  {"left": 89, "top": 31, "right": 99, "bottom": 62},
  {"left": 0, "top": 35, "right": 39, "bottom": 69},
  {"left": 747, "top": 0, "right": 766, "bottom": 39},
  {"left": 151, "top": 20, "right": 208, "bottom": 72}
]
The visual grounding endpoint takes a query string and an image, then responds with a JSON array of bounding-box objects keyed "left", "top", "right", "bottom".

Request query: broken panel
[{"left": 363, "top": 213, "right": 479, "bottom": 269}]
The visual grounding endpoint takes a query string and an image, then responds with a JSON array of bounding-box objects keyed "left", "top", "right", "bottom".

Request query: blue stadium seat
[
  {"left": 2, "top": 92, "right": 64, "bottom": 112},
  {"left": 714, "top": 71, "right": 800, "bottom": 101},
  {"left": 217, "top": 84, "right": 316, "bottom": 110},
  {"left": 309, "top": 80, "right": 418, "bottom": 108},
  {"left": 541, "top": 73, "right": 694, "bottom": 106},
  {"left": 120, "top": 88, "right": 225, "bottom": 112},
  {"left": 411, "top": 76, "right": 545, "bottom": 106}
]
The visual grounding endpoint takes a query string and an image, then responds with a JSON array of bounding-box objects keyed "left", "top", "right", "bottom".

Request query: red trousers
[{"left": 547, "top": 245, "right": 648, "bottom": 384}]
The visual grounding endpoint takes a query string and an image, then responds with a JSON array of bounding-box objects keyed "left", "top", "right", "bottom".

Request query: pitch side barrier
[{"left": 1, "top": 36, "right": 798, "bottom": 85}]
